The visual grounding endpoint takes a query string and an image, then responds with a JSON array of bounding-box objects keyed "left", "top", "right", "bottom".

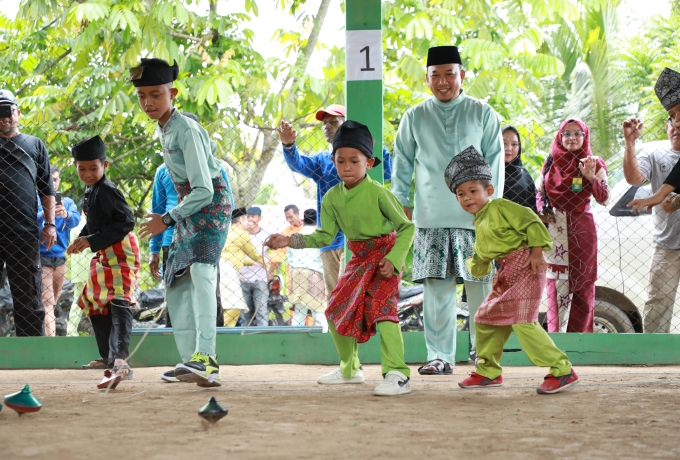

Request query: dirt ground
[{"left": 1, "top": 364, "right": 680, "bottom": 460}]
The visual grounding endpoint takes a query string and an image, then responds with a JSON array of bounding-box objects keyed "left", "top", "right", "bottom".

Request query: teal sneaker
[{"left": 175, "top": 353, "right": 221, "bottom": 387}]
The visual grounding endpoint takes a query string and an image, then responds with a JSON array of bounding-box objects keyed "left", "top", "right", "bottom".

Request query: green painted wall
[{"left": 2, "top": 332, "right": 680, "bottom": 369}]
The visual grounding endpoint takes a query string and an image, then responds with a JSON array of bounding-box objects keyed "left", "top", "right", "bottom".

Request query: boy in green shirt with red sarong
[{"left": 266, "top": 121, "right": 415, "bottom": 396}]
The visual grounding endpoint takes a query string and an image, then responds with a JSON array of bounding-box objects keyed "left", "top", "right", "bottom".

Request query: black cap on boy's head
[
  {"left": 331, "top": 120, "right": 380, "bottom": 166},
  {"left": 232, "top": 207, "right": 247, "bottom": 220},
  {"left": 130, "top": 58, "right": 179, "bottom": 87},
  {"left": 72, "top": 135, "right": 106, "bottom": 161}
]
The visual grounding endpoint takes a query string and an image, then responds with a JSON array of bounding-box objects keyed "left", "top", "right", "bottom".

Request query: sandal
[
  {"left": 81, "top": 358, "right": 112, "bottom": 370},
  {"left": 97, "top": 370, "right": 123, "bottom": 390},
  {"left": 418, "top": 359, "right": 453, "bottom": 375},
  {"left": 111, "top": 364, "right": 134, "bottom": 381}
]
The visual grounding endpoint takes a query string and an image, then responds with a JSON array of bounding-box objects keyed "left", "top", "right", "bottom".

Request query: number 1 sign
[{"left": 346, "top": 30, "right": 382, "bottom": 82}]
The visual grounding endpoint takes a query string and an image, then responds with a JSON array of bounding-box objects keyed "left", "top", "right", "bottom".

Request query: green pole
[{"left": 345, "top": 0, "right": 383, "bottom": 182}]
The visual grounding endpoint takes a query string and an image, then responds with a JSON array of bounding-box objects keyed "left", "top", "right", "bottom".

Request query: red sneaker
[
  {"left": 537, "top": 369, "right": 579, "bottom": 394},
  {"left": 458, "top": 372, "right": 503, "bottom": 389}
]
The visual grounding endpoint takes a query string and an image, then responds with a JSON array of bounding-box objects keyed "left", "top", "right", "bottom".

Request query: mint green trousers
[
  {"left": 166, "top": 263, "right": 218, "bottom": 362},
  {"left": 329, "top": 320, "right": 410, "bottom": 379},
  {"left": 475, "top": 322, "right": 572, "bottom": 380}
]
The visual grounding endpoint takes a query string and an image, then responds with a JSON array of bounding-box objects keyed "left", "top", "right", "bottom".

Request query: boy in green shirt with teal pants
[
  {"left": 135, "top": 58, "right": 233, "bottom": 388},
  {"left": 267, "top": 121, "right": 415, "bottom": 396}
]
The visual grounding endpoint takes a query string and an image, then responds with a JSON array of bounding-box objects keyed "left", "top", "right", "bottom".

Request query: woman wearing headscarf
[
  {"left": 537, "top": 119, "right": 610, "bottom": 333},
  {"left": 502, "top": 126, "right": 538, "bottom": 213}
]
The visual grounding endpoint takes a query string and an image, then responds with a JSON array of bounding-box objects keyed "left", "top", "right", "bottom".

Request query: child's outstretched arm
[
  {"left": 265, "top": 234, "right": 291, "bottom": 250},
  {"left": 628, "top": 183, "right": 675, "bottom": 213}
]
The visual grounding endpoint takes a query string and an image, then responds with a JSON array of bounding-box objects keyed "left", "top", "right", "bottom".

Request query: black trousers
[
  {"left": 161, "top": 246, "right": 224, "bottom": 327},
  {"left": 0, "top": 235, "right": 44, "bottom": 336},
  {"left": 89, "top": 300, "right": 132, "bottom": 364}
]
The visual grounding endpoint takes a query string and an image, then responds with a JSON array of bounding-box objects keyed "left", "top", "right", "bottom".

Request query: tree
[{"left": 0, "top": 0, "right": 339, "bottom": 212}]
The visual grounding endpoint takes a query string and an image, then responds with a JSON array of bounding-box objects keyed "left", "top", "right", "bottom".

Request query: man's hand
[
  {"left": 524, "top": 247, "right": 547, "bottom": 274},
  {"left": 55, "top": 204, "right": 68, "bottom": 219},
  {"left": 538, "top": 210, "right": 555, "bottom": 224},
  {"left": 628, "top": 196, "right": 663, "bottom": 213},
  {"left": 41, "top": 225, "right": 57, "bottom": 250},
  {"left": 378, "top": 258, "right": 395, "bottom": 278},
  {"left": 663, "top": 198, "right": 679, "bottom": 214},
  {"left": 67, "top": 236, "right": 90, "bottom": 255},
  {"left": 403, "top": 206, "right": 412, "bottom": 221},
  {"left": 149, "top": 253, "right": 161, "bottom": 280},
  {"left": 265, "top": 234, "right": 291, "bottom": 249},
  {"left": 622, "top": 118, "right": 643, "bottom": 145},
  {"left": 277, "top": 120, "right": 297, "bottom": 146},
  {"left": 139, "top": 213, "right": 168, "bottom": 240}
]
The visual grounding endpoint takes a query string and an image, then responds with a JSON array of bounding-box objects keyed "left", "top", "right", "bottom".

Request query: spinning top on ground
[
  {"left": 4, "top": 385, "right": 42, "bottom": 415},
  {"left": 198, "top": 397, "right": 228, "bottom": 424}
]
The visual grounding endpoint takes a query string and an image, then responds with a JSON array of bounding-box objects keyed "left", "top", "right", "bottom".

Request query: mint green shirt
[
  {"left": 467, "top": 198, "right": 553, "bottom": 278},
  {"left": 392, "top": 91, "right": 505, "bottom": 229},
  {"left": 302, "top": 176, "right": 416, "bottom": 274},
  {"left": 156, "top": 109, "right": 223, "bottom": 220}
]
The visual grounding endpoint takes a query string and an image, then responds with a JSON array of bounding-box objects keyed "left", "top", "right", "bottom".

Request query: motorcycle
[{"left": 397, "top": 283, "right": 469, "bottom": 332}]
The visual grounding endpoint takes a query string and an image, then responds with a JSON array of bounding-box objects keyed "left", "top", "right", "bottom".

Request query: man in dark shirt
[{"left": 0, "top": 89, "right": 56, "bottom": 336}]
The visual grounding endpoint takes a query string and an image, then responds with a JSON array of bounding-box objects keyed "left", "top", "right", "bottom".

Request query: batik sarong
[
  {"left": 165, "top": 173, "right": 232, "bottom": 287},
  {"left": 326, "top": 231, "right": 400, "bottom": 343},
  {"left": 412, "top": 227, "right": 495, "bottom": 284}
]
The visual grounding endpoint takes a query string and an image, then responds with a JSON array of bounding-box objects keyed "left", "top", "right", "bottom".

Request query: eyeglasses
[{"left": 562, "top": 131, "right": 584, "bottom": 138}]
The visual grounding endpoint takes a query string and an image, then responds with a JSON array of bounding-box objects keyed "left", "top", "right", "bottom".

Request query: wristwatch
[
  {"left": 44, "top": 222, "right": 56, "bottom": 228},
  {"left": 161, "top": 212, "right": 175, "bottom": 226}
]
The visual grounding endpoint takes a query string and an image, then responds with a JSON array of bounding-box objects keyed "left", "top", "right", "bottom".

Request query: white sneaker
[
  {"left": 317, "top": 367, "right": 364, "bottom": 385},
  {"left": 374, "top": 371, "right": 411, "bottom": 396}
]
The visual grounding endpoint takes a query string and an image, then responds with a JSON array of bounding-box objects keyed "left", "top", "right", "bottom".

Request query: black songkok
[
  {"left": 331, "top": 120, "right": 379, "bottom": 166},
  {"left": 232, "top": 207, "right": 247, "bottom": 220},
  {"left": 129, "top": 58, "right": 179, "bottom": 87},
  {"left": 426, "top": 46, "right": 462, "bottom": 67},
  {"left": 655, "top": 67, "right": 680, "bottom": 112},
  {"left": 444, "top": 145, "right": 492, "bottom": 193},
  {"left": 72, "top": 135, "right": 106, "bottom": 161}
]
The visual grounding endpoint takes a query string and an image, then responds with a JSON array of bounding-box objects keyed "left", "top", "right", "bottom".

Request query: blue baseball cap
[{"left": 246, "top": 206, "right": 262, "bottom": 215}]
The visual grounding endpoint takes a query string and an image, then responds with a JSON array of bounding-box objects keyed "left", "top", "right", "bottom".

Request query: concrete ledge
[{"left": 1, "top": 332, "right": 679, "bottom": 369}]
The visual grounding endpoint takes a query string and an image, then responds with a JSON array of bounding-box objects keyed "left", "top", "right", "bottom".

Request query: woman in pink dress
[{"left": 537, "top": 119, "right": 610, "bottom": 332}]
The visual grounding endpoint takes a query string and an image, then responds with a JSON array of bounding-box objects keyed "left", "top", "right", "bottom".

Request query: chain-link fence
[{"left": 0, "top": 113, "right": 678, "bottom": 337}]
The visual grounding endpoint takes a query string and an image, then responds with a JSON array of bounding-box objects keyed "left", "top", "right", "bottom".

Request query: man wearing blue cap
[
  {"left": 392, "top": 45, "right": 504, "bottom": 373},
  {"left": 240, "top": 206, "right": 271, "bottom": 326}
]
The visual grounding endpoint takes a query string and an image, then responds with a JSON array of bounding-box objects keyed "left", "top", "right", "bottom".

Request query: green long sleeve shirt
[
  {"left": 301, "top": 176, "right": 415, "bottom": 274},
  {"left": 156, "top": 109, "right": 224, "bottom": 221},
  {"left": 467, "top": 198, "right": 553, "bottom": 278}
]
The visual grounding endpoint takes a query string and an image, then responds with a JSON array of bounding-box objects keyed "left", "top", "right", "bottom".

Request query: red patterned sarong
[
  {"left": 78, "top": 233, "right": 141, "bottom": 316},
  {"left": 474, "top": 247, "right": 545, "bottom": 326},
  {"left": 326, "top": 232, "right": 400, "bottom": 343}
]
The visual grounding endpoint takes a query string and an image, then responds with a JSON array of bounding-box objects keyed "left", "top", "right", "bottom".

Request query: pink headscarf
[{"left": 543, "top": 118, "right": 606, "bottom": 213}]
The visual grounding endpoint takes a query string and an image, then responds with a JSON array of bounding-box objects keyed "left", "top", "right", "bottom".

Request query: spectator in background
[
  {"left": 0, "top": 89, "right": 56, "bottom": 336},
  {"left": 502, "top": 126, "right": 538, "bottom": 213},
  {"left": 67, "top": 199, "right": 90, "bottom": 339},
  {"left": 622, "top": 68, "right": 680, "bottom": 332},
  {"left": 38, "top": 165, "right": 81, "bottom": 336},
  {"left": 220, "top": 208, "right": 264, "bottom": 327},
  {"left": 537, "top": 119, "right": 610, "bottom": 333},
  {"left": 277, "top": 105, "right": 393, "bottom": 302},
  {"left": 239, "top": 206, "right": 271, "bottom": 327},
  {"left": 269, "top": 204, "right": 304, "bottom": 295},
  {"left": 288, "top": 209, "right": 327, "bottom": 330}
]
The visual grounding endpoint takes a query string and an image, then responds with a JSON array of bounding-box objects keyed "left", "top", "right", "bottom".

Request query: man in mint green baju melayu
[{"left": 392, "top": 45, "right": 504, "bottom": 373}]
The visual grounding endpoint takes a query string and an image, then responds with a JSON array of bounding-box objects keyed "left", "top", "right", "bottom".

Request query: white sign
[{"left": 346, "top": 30, "right": 382, "bottom": 81}]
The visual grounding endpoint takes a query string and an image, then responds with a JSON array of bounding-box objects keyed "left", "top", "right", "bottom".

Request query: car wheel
[{"left": 593, "top": 298, "right": 635, "bottom": 333}]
